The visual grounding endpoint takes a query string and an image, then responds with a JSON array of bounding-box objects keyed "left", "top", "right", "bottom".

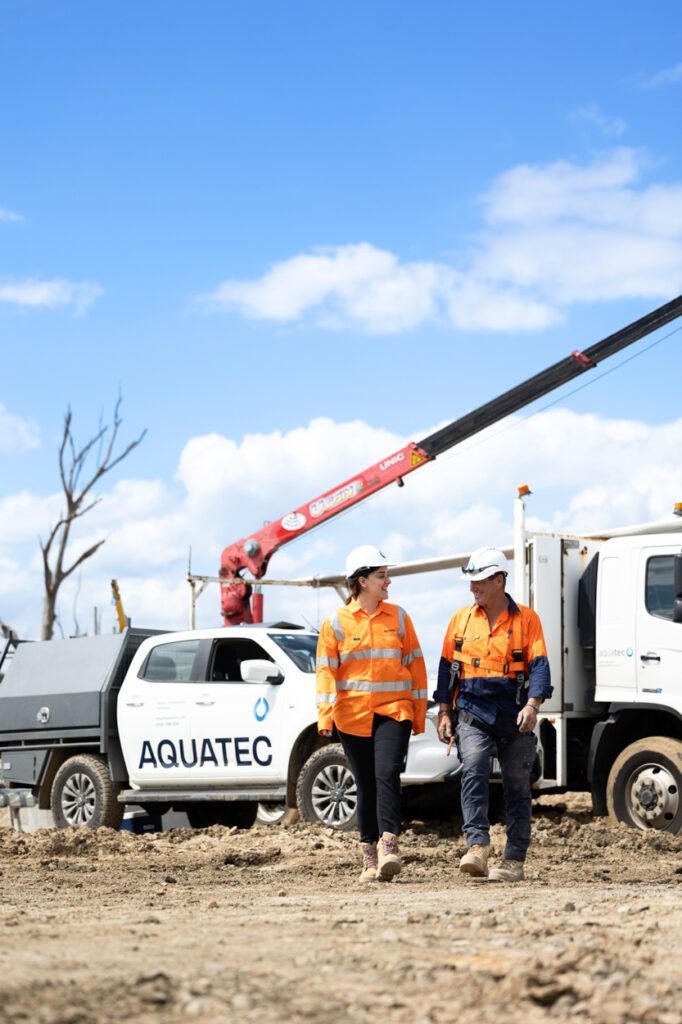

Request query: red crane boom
[{"left": 220, "top": 296, "right": 682, "bottom": 624}]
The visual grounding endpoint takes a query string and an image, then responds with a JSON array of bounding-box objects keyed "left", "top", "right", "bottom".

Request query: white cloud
[
  {"left": 0, "top": 490, "right": 62, "bottom": 545},
  {"left": 481, "top": 150, "right": 682, "bottom": 234},
  {"left": 0, "top": 277, "right": 103, "bottom": 315},
  {"left": 199, "top": 149, "right": 682, "bottom": 333},
  {"left": 570, "top": 104, "right": 627, "bottom": 138},
  {"left": 0, "top": 208, "right": 23, "bottom": 223},
  {"left": 640, "top": 62, "right": 682, "bottom": 89},
  {"left": 198, "top": 244, "right": 445, "bottom": 333},
  {"left": 0, "top": 405, "right": 40, "bottom": 454}
]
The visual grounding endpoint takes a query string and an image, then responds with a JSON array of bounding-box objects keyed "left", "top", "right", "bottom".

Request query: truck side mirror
[
  {"left": 240, "top": 659, "right": 284, "bottom": 684},
  {"left": 673, "top": 553, "right": 682, "bottom": 624}
]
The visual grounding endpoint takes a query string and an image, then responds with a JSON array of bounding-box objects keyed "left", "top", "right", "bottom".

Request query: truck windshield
[{"left": 270, "top": 634, "right": 317, "bottom": 673}]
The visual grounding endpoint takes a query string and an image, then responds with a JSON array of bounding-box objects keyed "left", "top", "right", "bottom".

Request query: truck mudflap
[{"left": 117, "top": 787, "right": 287, "bottom": 804}]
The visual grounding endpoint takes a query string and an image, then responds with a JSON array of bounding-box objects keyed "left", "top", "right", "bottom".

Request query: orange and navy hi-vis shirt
[
  {"left": 316, "top": 599, "right": 428, "bottom": 738},
  {"left": 433, "top": 595, "right": 552, "bottom": 727}
]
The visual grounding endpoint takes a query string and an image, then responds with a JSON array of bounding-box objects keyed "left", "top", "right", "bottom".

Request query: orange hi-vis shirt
[
  {"left": 316, "top": 599, "right": 428, "bottom": 738},
  {"left": 434, "top": 596, "right": 551, "bottom": 726}
]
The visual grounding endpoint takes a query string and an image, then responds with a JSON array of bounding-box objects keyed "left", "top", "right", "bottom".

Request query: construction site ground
[{"left": 1, "top": 794, "right": 682, "bottom": 1024}]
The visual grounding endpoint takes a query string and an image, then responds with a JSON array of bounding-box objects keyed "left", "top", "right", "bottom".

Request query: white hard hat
[
  {"left": 462, "top": 546, "right": 509, "bottom": 581},
  {"left": 345, "top": 544, "right": 390, "bottom": 579}
]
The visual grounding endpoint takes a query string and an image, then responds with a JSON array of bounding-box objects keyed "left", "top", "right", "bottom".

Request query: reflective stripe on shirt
[
  {"left": 336, "top": 679, "right": 413, "bottom": 693},
  {"left": 339, "top": 647, "right": 402, "bottom": 664}
]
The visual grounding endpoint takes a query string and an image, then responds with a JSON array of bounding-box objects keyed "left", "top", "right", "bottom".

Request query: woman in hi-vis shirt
[{"left": 316, "top": 545, "right": 427, "bottom": 882}]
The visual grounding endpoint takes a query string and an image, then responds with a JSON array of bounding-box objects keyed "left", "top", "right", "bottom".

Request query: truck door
[
  {"left": 119, "top": 638, "right": 202, "bottom": 787},
  {"left": 636, "top": 548, "right": 682, "bottom": 704},
  {"left": 188, "top": 636, "right": 287, "bottom": 785}
]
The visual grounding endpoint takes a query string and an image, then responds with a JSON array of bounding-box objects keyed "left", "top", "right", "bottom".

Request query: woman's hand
[{"left": 319, "top": 729, "right": 332, "bottom": 738}]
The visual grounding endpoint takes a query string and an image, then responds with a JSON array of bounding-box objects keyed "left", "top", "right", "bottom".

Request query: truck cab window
[
  {"left": 270, "top": 633, "right": 317, "bottom": 672},
  {"left": 142, "top": 640, "right": 200, "bottom": 682},
  {"left": 209, "top": 639, "right": 274, "bottom": 682},
  {"left": 645, "top": 556, "right": 675, "bottom": 621}
]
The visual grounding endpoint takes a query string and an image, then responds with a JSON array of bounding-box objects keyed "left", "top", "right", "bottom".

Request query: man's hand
[
  {"left": 437, "top": 707, "right": 456, "bottom": 756},
  {"left": 517, "top": 704, "right": 538, "bottom": 734}
]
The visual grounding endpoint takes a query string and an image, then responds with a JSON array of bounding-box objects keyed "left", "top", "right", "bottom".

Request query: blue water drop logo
[
  {"left": 626, "top": 647, "right": 634, "bottom": 657},
  {"left": 254, "top": 697, "right": 269, "bottom": 722}
]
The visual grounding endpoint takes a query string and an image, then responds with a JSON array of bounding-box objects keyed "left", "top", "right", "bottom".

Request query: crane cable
[{"left": 432, "top": 322, "right": 682, "bottom": 466}]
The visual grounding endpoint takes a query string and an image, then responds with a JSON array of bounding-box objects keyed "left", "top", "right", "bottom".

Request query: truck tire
[
  {"left": 186, "top": 802, "right": 258, "bottom": 830},
  {"left": 606, "top": 736, "right": 682, "bottom": 833},
  {"left": 51, "top": 754, "right": 123, "bottom": 830},
  {"left": 256, "top": 801, "right": 287, "bottom": 825},
  {"left": 296, "top": 744, "right": 357, "bottom": 831}
]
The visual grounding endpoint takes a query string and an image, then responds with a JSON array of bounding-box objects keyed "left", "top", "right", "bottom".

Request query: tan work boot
[
  {"left": 377, "top": 832, "right": 401, "bottom": 880},
  {"left": 488, "top": 859, "right": 524, "bottom": 882},
  {"left": 359, "top": 843, "right": 378, "bottom": 882},
  {"left": 459, "top": 843, "right": 490, "bottom": 877}
]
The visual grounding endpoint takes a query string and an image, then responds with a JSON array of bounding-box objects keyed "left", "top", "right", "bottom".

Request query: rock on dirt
[{"left": 1, "top": 794, "right": 681, "bottom": 1023}]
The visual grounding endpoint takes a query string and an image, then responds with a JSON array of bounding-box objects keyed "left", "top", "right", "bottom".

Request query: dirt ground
[{"left": 1, "top": 795, "right": 682, "bottom": 1024}]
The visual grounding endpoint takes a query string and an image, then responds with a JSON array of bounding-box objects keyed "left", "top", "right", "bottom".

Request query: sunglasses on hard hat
[{"left": 462, "top": 563, "right": 500, "bottom": 576}]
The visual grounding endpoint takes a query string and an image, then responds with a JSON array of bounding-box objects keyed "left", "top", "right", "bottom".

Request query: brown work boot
[
  {"left": 488, "top": 859, "right": 524, "bottom": 882},
  {"left": 359, "top": 843, "right": 378, "bottom": 882},
  {"left": 459, "top": 843, "right": 490, "bottom": 877},
  {"left": 377, "top": 832, "right": 401, "bottom": 880}
]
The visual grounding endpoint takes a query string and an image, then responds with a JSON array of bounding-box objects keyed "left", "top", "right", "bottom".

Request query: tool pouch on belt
[
  {"left": 447, "top": 656, "right": 460, "bottom": 736},
  {"left": 513, "top": 649, "right": 529, "bottom": 706}
]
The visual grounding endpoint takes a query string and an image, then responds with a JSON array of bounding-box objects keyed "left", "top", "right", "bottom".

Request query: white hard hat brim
[
  {"left": 347, "top": 561, "right": 393, "bottom": 578},
  {"left": 463, "top": 566, "right": 505, "bottom": 581}
]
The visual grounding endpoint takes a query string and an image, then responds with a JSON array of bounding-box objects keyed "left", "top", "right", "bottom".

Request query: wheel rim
[
  {"left": 311, "top": 763, "right": 357, "bottom": 827},
  {"left": 625, "top": 762, "right": 679, "bottom": 830},
  {"left": 61, "top": 773, "right": 97, "bottom": 826},
  {"left": 257, "top": 801, "right": 286, "bottom": 824}
]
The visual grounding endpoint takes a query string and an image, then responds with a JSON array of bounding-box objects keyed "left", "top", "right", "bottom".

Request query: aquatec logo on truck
[
  {"left": 309, "top": 480, "right": 363, "bottom": 519},
  {"left": 138, "top": 736, "right": 272, "bottom": 769},
  {"left": 254, "top": 697, "right": 269, "bottom": 721}
]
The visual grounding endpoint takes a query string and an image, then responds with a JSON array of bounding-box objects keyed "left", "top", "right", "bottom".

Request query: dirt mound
[{"left": 2, "top": 797, "right": 682, "bottom": 1023}]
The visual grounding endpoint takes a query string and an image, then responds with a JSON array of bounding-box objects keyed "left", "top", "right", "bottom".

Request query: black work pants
[{"left": 337, "top": 714, "right": 411, "bottom": 844}]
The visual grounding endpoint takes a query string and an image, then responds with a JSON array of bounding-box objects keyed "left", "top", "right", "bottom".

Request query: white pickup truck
[{"left": 0, "top": 623, "right": 455, "bottom": 830}]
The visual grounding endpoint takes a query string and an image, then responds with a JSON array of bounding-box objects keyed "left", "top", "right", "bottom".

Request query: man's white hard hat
[
  {"left": 345, "top": 544, "right": 390, "bottom": 579},
  {"left": 462, "top": 546, "right": 509, "bottom": 581}
]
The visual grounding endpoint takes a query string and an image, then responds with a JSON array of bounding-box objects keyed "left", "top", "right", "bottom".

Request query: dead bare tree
[
  {"left": 0, "top": 618, "right": 19, "bottom": 645},
  {"left": 39, "top": 399, "right": 146, "bottom": 640}
]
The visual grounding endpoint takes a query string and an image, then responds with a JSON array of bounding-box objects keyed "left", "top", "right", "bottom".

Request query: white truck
[
  {"left": 0, "top": 623, "right": 454, "bottom": 830},
  {"left": 513, "top": 494, "right": 682, "bottom": 832}
]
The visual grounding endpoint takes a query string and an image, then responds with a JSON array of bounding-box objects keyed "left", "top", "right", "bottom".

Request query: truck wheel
[
  {"left": 186, "top": 802, "right": 258, "bottom": 829},
  {"left": 51, "top": 754, "right": 123, "bottom": 830},
  {"left": 256, "top": 801, "right": 287, "bottom": 825},
  {"left": 606, "top": 736, "right": 682, "bottom": 833},
  {"left": 296, "top": 744, "right": 357, "bottom": 831}
]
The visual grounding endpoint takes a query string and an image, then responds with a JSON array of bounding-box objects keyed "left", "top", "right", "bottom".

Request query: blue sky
[{"left": 1, "top": 1, "right": 681, "bottom": 660}]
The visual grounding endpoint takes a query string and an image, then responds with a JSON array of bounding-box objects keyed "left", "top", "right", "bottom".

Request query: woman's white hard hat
[
  {"left": 345, "top": 545, "right": 390, "bottom": 579},
  {"left": 462, "top": 546, "right": 509, "bottom": 581}
]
